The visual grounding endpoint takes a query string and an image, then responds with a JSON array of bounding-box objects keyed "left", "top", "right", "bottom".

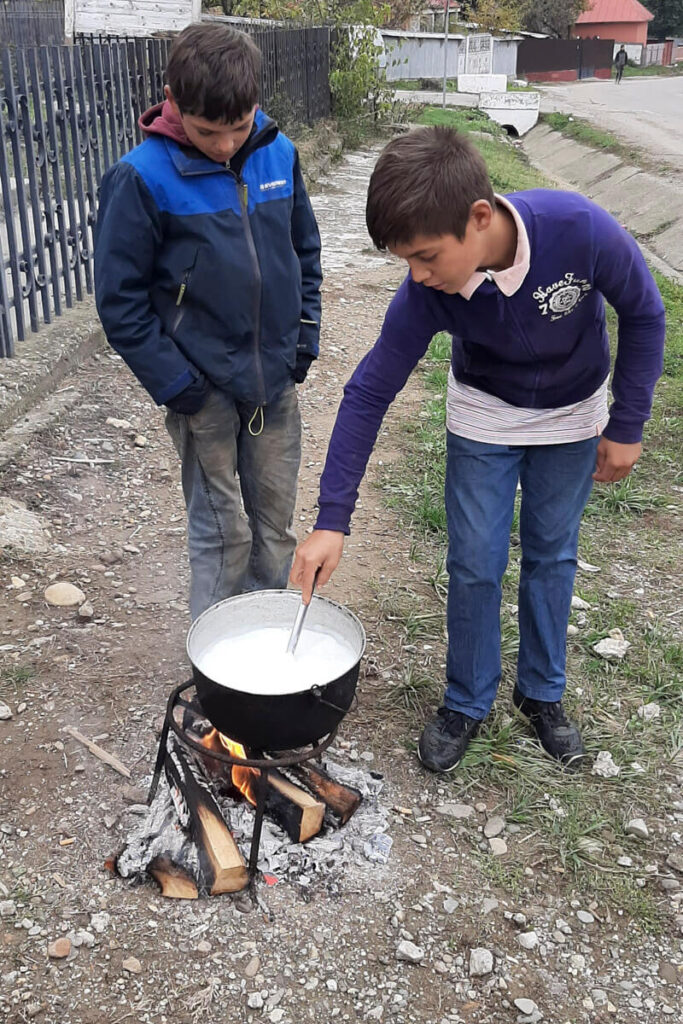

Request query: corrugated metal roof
[{"left": 576, "top": 0, "right": 654, "bottom": 24}]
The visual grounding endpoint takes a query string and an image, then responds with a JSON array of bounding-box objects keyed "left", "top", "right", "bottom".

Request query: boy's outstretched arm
[
  {"left": 95, "top": 163, "right": 208, "bottom": 411},
  {"left": 290, "top": 153, "right": 322, "bottom": 383},
  {"left": 290, "top": 278, "right": 442, "bottom": 602},
  {"left": 590, "top": 203, "right": 666, "bottom": 481}
]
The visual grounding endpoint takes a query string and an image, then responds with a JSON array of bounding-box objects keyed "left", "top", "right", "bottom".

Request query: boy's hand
[
  {"left": 593, "top": 438, "right": 642, "bottom": 483},
  {"left": 290, "top": 530, "right": 345, "bottom": 604}
]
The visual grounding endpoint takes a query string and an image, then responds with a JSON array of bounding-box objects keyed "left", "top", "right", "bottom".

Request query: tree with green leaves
[
  {"left": 646, "top": 0, "right": 683, "bottom": 38},
  {"left": 522, "top": 0, "right": 589, "bottom": 39}
]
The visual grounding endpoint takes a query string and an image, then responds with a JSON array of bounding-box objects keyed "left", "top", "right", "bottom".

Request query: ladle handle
[{"left": 286, "top": 570, "right": 320, "bottom": 655}]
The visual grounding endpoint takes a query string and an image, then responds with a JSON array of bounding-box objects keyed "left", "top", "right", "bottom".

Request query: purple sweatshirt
[{"left": 316, "top": 189, "right": 666, "bottom": 535}]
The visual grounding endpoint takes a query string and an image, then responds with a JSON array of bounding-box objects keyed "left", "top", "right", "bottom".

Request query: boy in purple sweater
[{"left": 290, "top": 127, "right": 665, "bottom": 773}]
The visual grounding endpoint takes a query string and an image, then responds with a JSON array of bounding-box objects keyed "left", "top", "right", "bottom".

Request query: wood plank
[
  {"left": 288, "top": 762, "right": 362, "bottom": 825},
  {"left": 265, "top": 769, "right": 325, "bottom": 843},
  {"left": 63, "top": 726, "right": 131, "bottom": 778},
  {"left": 147, "top": 856, "right": 198, "bottom": 900}
]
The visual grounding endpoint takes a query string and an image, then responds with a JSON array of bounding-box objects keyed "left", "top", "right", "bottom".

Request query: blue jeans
[
  {"left": 444, "top": 431, "right": 599, "bottom": 719},
  {"left": 166, "top": 385, "right": 301, "bottom": 620}
]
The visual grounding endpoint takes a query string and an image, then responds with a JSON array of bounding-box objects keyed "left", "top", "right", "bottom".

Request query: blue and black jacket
[{"left": 94, "top": 106, "right": 322, "bottom": 410}]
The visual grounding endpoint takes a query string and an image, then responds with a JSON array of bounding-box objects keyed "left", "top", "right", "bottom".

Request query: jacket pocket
[{"left": 171, "top": 250, "right": 199, "bottom": 335}]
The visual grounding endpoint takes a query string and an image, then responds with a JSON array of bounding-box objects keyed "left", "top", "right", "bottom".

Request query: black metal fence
[
  {"left": 0, "top": 26, "right": 330, "bottom": 356},
  {"left": 518, "top": 37, "right": 615, "bottom": 80},
  {"left": 0, "top": 0, "right": 64, "bottom": 46}
]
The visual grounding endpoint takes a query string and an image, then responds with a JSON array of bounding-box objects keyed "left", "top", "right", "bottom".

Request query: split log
[
  {"left": 165, "top": 740, "right": 248, "bottom": 895},
  {"left": 264, "top": 769, "right": 325, "bottom": 843},
  {"left": 287, "top": 762, "right": 362, "bottom": 825},
  {"left": 147, "top": 856, "right": 198, "bottom": 900}
]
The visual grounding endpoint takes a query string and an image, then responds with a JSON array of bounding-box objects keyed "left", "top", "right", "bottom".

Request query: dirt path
[{"left": 0, "top": 145, "right": 681, "bottom": 1024}]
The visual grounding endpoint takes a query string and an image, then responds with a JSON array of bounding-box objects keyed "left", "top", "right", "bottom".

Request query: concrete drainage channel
[{"left": 522, "top": 124, "right": 683, "bottom": 279}]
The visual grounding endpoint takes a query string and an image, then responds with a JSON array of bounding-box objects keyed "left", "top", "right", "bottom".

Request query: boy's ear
[
  {"left": 469, "top": 200, "right": 494, "bottom": 233},
  {"left": 164, "top": 85, "right": 180, "bottom": 115}
]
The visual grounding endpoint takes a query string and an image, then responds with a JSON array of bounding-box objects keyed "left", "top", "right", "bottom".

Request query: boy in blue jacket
[
  {"left": 95, "top": 25, "right": 322, "bottom": 620},
  {"left": 291, "top": 126, "right": 665, "bottom": 773}
]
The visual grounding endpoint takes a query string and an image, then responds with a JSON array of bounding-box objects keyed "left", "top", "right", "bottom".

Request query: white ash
[{"left": 115, "top": 755, "right": 391, "bottom": 889}]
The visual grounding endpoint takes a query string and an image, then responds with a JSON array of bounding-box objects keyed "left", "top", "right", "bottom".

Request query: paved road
[{"left": 537, "top": 76, "right": 683, "bottom": 168}]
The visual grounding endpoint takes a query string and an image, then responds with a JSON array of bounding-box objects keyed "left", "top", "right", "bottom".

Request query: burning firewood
[
  {"left": 147, "top": 856, "right": 198, "bottom": 900},
  {"left": 263, "top": 769, "right": 325, "bottom": 844},
  {"left": 287, "top": 762, "right": 363, "bottom": 825},
  {"left": 164, "top": 740, "right": 248, "bottom": 895}
]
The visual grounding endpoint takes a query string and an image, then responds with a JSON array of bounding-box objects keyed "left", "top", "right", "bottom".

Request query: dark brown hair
[
  {"left": 366, "top": 126, "right": 495, "bottom": 248},
  {"left": 166, "top": 24, "right": 261, "bottom": 123}
]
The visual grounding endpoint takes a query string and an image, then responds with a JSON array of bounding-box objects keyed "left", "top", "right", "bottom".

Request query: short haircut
[
  {"left": 166, "top": 24, "right": 261, "bottom": 123},
  {"left": 366, "top": 126, "right": 496, "bottom": 249}
]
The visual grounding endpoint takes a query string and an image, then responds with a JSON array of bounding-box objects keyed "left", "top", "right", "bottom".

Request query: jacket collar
[{"left": 163, "top": 108, "right": 279, "bottom": 178}]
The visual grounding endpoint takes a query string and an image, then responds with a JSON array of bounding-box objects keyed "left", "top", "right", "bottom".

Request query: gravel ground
[{"left": 0, "top": 144, "right": 681, "bottom": 1024}]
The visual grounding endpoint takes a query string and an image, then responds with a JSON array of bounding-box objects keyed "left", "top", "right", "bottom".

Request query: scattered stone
[
  {"left": 121, "top": 785, "right": 148, "bottom": 804},
  {"left": 482, "top": 898, "right": 499, "bottom": 915},
  {"left": 637, "top": 702, "right": 661, "bottom": 721},
  {"left": 666, "top": 851, "right": 683, "bottom": 874},
  {"left": 197, "top": 940, "right": 211, "bottom": 953},
  {"left": 571, "top": 595, "right": 591, "bottom": 610},
  {"left": 469, "top": 948, "right": 494, "bottom": 977},
  {"left": 0, "top": 498, "right": 51, "bottom": 555},
  {"left": 72, "top": 929, "right": 95, "bottom": 948},
  {"left": 396, "top": 940, "right": 424, "bottom": 963},
  {"left": 270, "top": 1011, "right": 285, "bottom": 1024},
  {"left": 625, "top": 818, "right": 649, "bottom": 839},
  {"left": 44, "top": 582, "right": 86, "bottom": 608},
  {"left": 618, "top": 856, "right": 633, "bottom": 867},
  {"left": 576, "top": 910, "right": 594, "bottom": 925},
  {"left": 245, "top": 956, "right": 260, "bottom": 977},
  {"left": 592, "top": 990, "right": 608, "bottom": 1006},
  {"left": 10, "top": 576, "right": 27, "bottom": 588},
  {"left": 443, "top": 898, "right": 458, "bottom": 915},
  {"left": 517, "top": 932, "right": 539, "bottom": 950},
  {"left": 593, "top": 632, "right": 630, "bottom": 662},
  {"left": 47, "top": 937, "right": 71, "bottom": 959},
  {"left": 436, "top": 802, "right": 475, "bottom": 820},
  {"left": 489, "top": 838, "right": 508, "bottom": 856},
  {"left": 514, "top": 998, "right": 537, "bottom": 1016},
  {"left": 566, "top": 624, "right": 579, "bottom": 637},
  {"left": 134, "top": 435, "right": 148, "bottom": 448},
  {"left": 90, "top": 912, "right": 110, "bottom": 933},
  {"left": 658, "top": 962, "right": 678, "bottom": 985},
  {"left": 592, "top": 751, "right": 621, "bottom": 777},
  {"left": 577, "top": 559, "right": 600, "bottom": 573},
  {"left": 106, "top": 417, "right": 131, "bottom": 430},
  {"left": 0, "top": 702, "right": 12, "bottom": 721},
  {"left": 78, "top": 600, "right": 94, "bottom": 620},
  {"left": 247, "top": 993, "right": 264, "bottom": 1009},
  {"left": 0, "top": 899, "right": 16, "bottom": 917},
  {"left": 122, "top": 956, "right": 142, "bottom": 974},
  {"left": 484, "top": 815, "right": 505, "bottom": 838}
]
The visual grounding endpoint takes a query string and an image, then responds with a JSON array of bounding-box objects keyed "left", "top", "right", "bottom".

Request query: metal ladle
[{"left": 285, "top": 571, "right": 319, "bottom": 655}]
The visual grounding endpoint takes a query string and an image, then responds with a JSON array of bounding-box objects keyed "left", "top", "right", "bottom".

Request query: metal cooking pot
[{"left": 187, "top": 590, "right": 366, "bottom": 751}]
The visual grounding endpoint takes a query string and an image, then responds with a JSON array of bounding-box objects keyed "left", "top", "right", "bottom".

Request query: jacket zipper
[{"left": 235, "top": 174, "right": 266, "bottom": 406}]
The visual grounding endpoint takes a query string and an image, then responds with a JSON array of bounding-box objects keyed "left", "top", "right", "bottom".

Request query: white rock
[
  {"left": 566, "top": 624, "right": 579, "bottom": 637},
  {"left": 72, "top": 929, "right": 95, "bottom": 948},
  {"left": 666, "top": 850, "right": 683, "bottom": 874},
  {"left": 484, "top": 815, "right": 506, "bottom": 838},
  {"left": 593, "top": 634, "right": 630, "bottom": 662},
  {"left": 489, "top": 837, "right": 508, "bottom": 856},
  {"left": 247, "top": 993, "right": 264, "bottom": 1009},
  {"left": 106, "top": 417, "right": 131, "bottom": 430},
  {"left": 0, "top": 702, "right": 12, "bottom": 721},
  {"left": 197, "top": 940, "right": 211, "bottom": 953},
  {"left": 10, "top": 576, "right": 26, "bottom": 588},
  {"left": 625, "top": 818, "right": 649, "bottom": 839},
  {"left": 0, "top": 498, "right": 51, "bottom": 555},
  {"left": 78, "top": 601, "right": 94, "bottom": 620},
  {"left": 469, "top": 947, "right": 494, "bottom": 976},
  {"left": 443, "top": 898, "right": 458, "bottom": 915},
  {"left": 435, "top": 803, "right": 474, "bottom": 819},
  {"left": 44, "top": 582, "right": 86, "bottom": 608},
  {"left": 122, "top": 956, "right": 142, "bottom": 974},
  {"left": 592, "top": 751, "right": 621, "bottom": 777},
  {"left": 576, "top": 910, "right": 594, "bottom": 924},
  {"left": 134, "top": 435, "right": 148, "bottom": 448},
  {"left": 637, "top": 702, "right": 660, "bottom": 721},
  {"left": 396, "top": 940, "right": 424, "bottom": 963},
  {"left": 571, "top": 595, "right": 591, "bottom": 610},
  {"left": 90, "top": 912, "right": 110, "bottom": 934},
  {"left": 514, "top": 998, "right": 538, "bottom": 1015},
  {"left": 482, "top": 898, "right": 499, "bottom": 915},
  {"left": 577, "top": 560, "right": 600, "bottom": 573},
  {"left": 0, "top": 900, "right": 16, "bottom": 917},
  {"left": 517, "top": 931, "right": 539, "bottom": 950}
]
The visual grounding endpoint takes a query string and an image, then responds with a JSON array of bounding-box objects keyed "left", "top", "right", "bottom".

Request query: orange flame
[{"left": 218, "top": 732, "right": 261, "bottom": 805}]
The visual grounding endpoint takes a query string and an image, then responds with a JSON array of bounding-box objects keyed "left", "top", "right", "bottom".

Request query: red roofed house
[{"left": 574, "top": 0, "right": 654, "bottom": 49}]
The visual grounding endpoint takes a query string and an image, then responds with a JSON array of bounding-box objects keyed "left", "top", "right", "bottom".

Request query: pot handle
[{"left": 310, "top": 685, "right": 359, "bottom": 715}]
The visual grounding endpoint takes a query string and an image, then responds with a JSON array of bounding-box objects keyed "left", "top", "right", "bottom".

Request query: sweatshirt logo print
[
  {"left": 260, "top": 179, "right": 287, "bottom": 191},
  {"left": 533, "top": 272, "right": 591, "bottom": 321}
]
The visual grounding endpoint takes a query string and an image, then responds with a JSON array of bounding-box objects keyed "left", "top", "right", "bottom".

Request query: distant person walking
[{"left": 614, "top": 45, "right": 628, "bottom": 84}]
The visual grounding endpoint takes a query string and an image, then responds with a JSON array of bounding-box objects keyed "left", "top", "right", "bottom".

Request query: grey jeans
[{"left": 166, "top": 384, "right": 301, "bottom": 620}]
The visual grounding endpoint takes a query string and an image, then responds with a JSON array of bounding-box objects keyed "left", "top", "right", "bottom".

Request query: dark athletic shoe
[
  {"left": 418, "top": 707, "right": 481, "bottom": 773},
  {"left": 513, "top": 686, "right": 586, "bottom": 770}
]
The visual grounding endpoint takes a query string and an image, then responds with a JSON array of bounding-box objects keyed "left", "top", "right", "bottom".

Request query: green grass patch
[
  {"left": 623, "top": 62, "right": 683, "bottom": 77},
  {"left": 541, "top": 111, "right": 631, "bottom": 159}
]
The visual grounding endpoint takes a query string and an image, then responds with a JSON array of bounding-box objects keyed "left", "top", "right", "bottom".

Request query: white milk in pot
[{"left": 197, "top": 627, "right": 358, "bottom": 695}]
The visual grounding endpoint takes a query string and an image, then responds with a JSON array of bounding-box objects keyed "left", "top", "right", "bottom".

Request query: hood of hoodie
[{"left": 139, "top": 100, "right": 189, "bottom": 145}]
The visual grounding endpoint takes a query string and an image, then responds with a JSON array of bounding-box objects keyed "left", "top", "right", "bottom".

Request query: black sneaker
[
  {"left": 513, "top": 685, "right": 585, "bottom": 770},
  {"left": 418, "top": 708, "right": 481, "bottom": 773}
]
